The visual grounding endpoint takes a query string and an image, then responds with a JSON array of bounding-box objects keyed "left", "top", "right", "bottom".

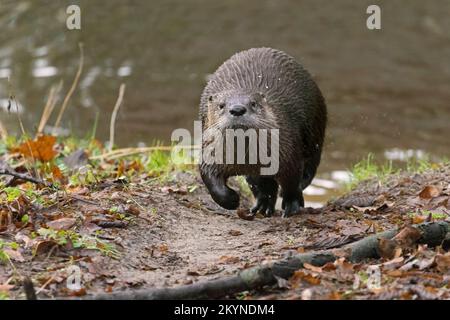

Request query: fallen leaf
[
  {"left": 33, "top": 240, "right": 59, "bottom": 256},
  {"left": 125, "top": 205, "right": 140, "bottom": 216},
  {"left": 435, "top": 253, "right": 450, "bottom": 272},
  {"left": 412, "top": 215, "right": 427, "bottom": 224},
  {"left": 381, "top": 256, "right": 405, "bottom": 270},
  {"left": 67, "top": 287, "right": 87, "bottom": 296},
  {"left": 334, "top": 257, "right": 354, "bottom": 272},
  {"left": 51, "top": 165, "right": 64, "bottom": 181},
  {"left": 291, "top": 271, "right": 321, "bottom": 286},
  {"left": 14, "top": 135, "right": 57, "bottom": 162},
  {"left": 218, "top": 255, "right": 240, "bottom": 264},
  {"left": 158, "top": 244, "right": 169, "bottom": 253},
  {"left": 47, "top": 217, "right": 77, "bottom": 230},
  {"left": 229, "top": 229, "right": 242, "bottom": 236},
  {"left": 237, "top": 208, "right": 255, "bottom": 221},
  {"left": 327, "top": 291, "right": 342, "bottom": 300},
  {"left": 303, "top": 263, "right": 323, "bottom": 273},
  {"left": 378, "top": 238, "right": 400, "bottom": 259},
  {"left": 419, "top": 185, "right": 441, "bottom": 199},
  {"left": 393, "top": 226, "right": 422, "bottom": 248},
  {"left": 321, "top": 262, "right": 337, "bottom": 271}
]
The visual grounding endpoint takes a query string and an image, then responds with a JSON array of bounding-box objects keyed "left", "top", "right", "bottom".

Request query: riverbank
[{"left": 0, "top": 135, "right": 449, "bottom": 300}]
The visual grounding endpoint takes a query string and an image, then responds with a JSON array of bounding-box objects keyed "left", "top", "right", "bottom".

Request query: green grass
[
  {"left": 347, "top": 153, "right": 444, "bottom": 190},
  {"left": 347, "top": 154, "right": 396, "bottom": 189},
  {"left": 408, "top": 210, "right": 447, "bottom": 220},
  {"left": 234, "top": 176, "right": 253, "bottom": 198}
]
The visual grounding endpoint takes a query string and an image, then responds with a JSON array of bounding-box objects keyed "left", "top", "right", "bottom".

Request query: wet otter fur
[{"left": 199, "top": 47, "right": 327, "bottom": 217}]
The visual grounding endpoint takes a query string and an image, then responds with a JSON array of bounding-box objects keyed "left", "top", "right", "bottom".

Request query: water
[{"left": 1, "top": 0, "right": 449, "bottom": 203}]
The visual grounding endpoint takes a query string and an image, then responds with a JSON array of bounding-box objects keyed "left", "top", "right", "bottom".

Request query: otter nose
[{"left": 229, "top": 104, "right": 247, "bottom": 116}]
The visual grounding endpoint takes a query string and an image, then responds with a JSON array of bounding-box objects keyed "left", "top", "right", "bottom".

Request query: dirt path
[{"left": 1, "top": 167, "right": 449, "bottom": 299}]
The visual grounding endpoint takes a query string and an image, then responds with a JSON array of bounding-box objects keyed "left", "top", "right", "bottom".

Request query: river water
[{"left": 1, "top": 0, "right": 449, "bottom": 205}]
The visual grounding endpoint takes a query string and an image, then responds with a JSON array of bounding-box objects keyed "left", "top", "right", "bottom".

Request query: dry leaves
[
  {"left": 14, "top": 135, "right": 57, "bottom": 162},
  {"left": 46, "top": 218, "right": 77, "bottom": 230},
  {"left": 419, "top": 186, "right": 441, "bottom": 199}
]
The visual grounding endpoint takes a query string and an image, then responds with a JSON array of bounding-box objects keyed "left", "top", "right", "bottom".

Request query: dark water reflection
[{"left": 1, "top": 0, "right": 450, "bottom": 202}]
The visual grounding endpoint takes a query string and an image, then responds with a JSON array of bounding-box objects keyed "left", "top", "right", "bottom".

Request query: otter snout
[{"left": 229, "top": 104, "right": 247, "bottom": 116}]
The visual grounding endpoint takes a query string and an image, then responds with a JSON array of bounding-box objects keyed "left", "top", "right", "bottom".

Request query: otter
[{"left": 199, "top": 47, "right": 327, "bottom": 217}]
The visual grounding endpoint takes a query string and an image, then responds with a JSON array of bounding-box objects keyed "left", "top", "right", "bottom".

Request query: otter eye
[
  {"left": 219, "top": 103, "right": 225, "bottom": 109},
  {"left": 208, "top": 95, "right": 213, "bottom": 102},
  {"left": 250, "top": 101, "right": 257, "bottom": 108}
]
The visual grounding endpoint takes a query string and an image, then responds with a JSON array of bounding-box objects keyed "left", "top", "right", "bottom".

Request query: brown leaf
[
  {"left": 158, "top": 244, "right": 169, "bottom": 253},
  {"left": 229, "top": 229, "right": 242, "bottom": 236},
  {"left": 218, "top": 255, "right": 240, "bottom": 264},
  {"left": 125, "top": 205, "right": 140, "bottom": 216},
  {"left": 378, "top": 238, "right": 400, "bottom": 259},
  {"left": 237, "top": 208, "right": 255, "bottom": 221},
  {"left": 303, "top": 263, "right": 323, "bottom": 273},
  {"left": 14, "top": 135, "right": 57, "bottom": 162},
  {"left": 327, "top": 291, "right": 342, "bottom": 300},
  {"left": 393, "top": 226, "right": 423, "bottom": 248},
  {"left": 46, "top": 217, "right": 77, "bottom": 230},
  {"left": 51, "top": 165, "right": 64, "bottom": 181},
  {"left": 33, "top": 240, "right": 59, "bottom": 256},
  {"left": 334, "top": 257, "right": 354, "bottom": 272},
  {"left": 67, "top": 287, "right": 87, "bottom": 296},
  {"left": 322, "top": 262, "right": 337, "bottom": 271},
  {"left": 291, "top": 271, "right": 321, "bottom": 286},
  {"left": 419, "top": 185, "right": 441, "bottom": 199},
  {"left": 435, "top": 253, "right": 450, "bottom": 272},
  {"left": 381, "top": 256, "right": 404, "bottom": 270}
]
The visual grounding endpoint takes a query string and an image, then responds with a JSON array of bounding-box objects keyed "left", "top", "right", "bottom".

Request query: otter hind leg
[{"left": 246, "top": 176, "right": 278, "bottom": 216}]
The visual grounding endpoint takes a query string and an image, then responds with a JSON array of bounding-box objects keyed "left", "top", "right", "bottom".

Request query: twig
[
  {"left": 69, "top": 195, "right": 100, "bottom": 206},
  {"left": 53, "top": 43, "right": 84, "bottom": 134},
  {"left": 90, "top": 145, "right": 199, "bottom": 161},
  {"left": 0, "top": 118, "right": 7, "bottom": 140},
  {"left": 0, "top": 168, "right": 52, "bottom": 187},
  {"left": 37, "top": 81, "right": 63, "bottom": 136},
  {"left": 108, "top": 83, "right": 126, "bottom": 152}
]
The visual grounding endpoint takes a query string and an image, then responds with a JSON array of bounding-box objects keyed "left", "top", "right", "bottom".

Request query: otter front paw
[
  {"left": 200, "top": 170, "right": 240, "bottom": 210},
  {"left": 212, "top": 187, "right": 240, "bottom": 210},
  {"left": 246, "top": 176, "right": 278, "bottom": 216},
  {"left": 251, "top": 193, "right": 276, "bottom": 216}
]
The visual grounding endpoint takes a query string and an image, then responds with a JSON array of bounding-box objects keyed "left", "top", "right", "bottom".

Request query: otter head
[{"left": 205, "top": 91, "right": 276, "bottom": 132}]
